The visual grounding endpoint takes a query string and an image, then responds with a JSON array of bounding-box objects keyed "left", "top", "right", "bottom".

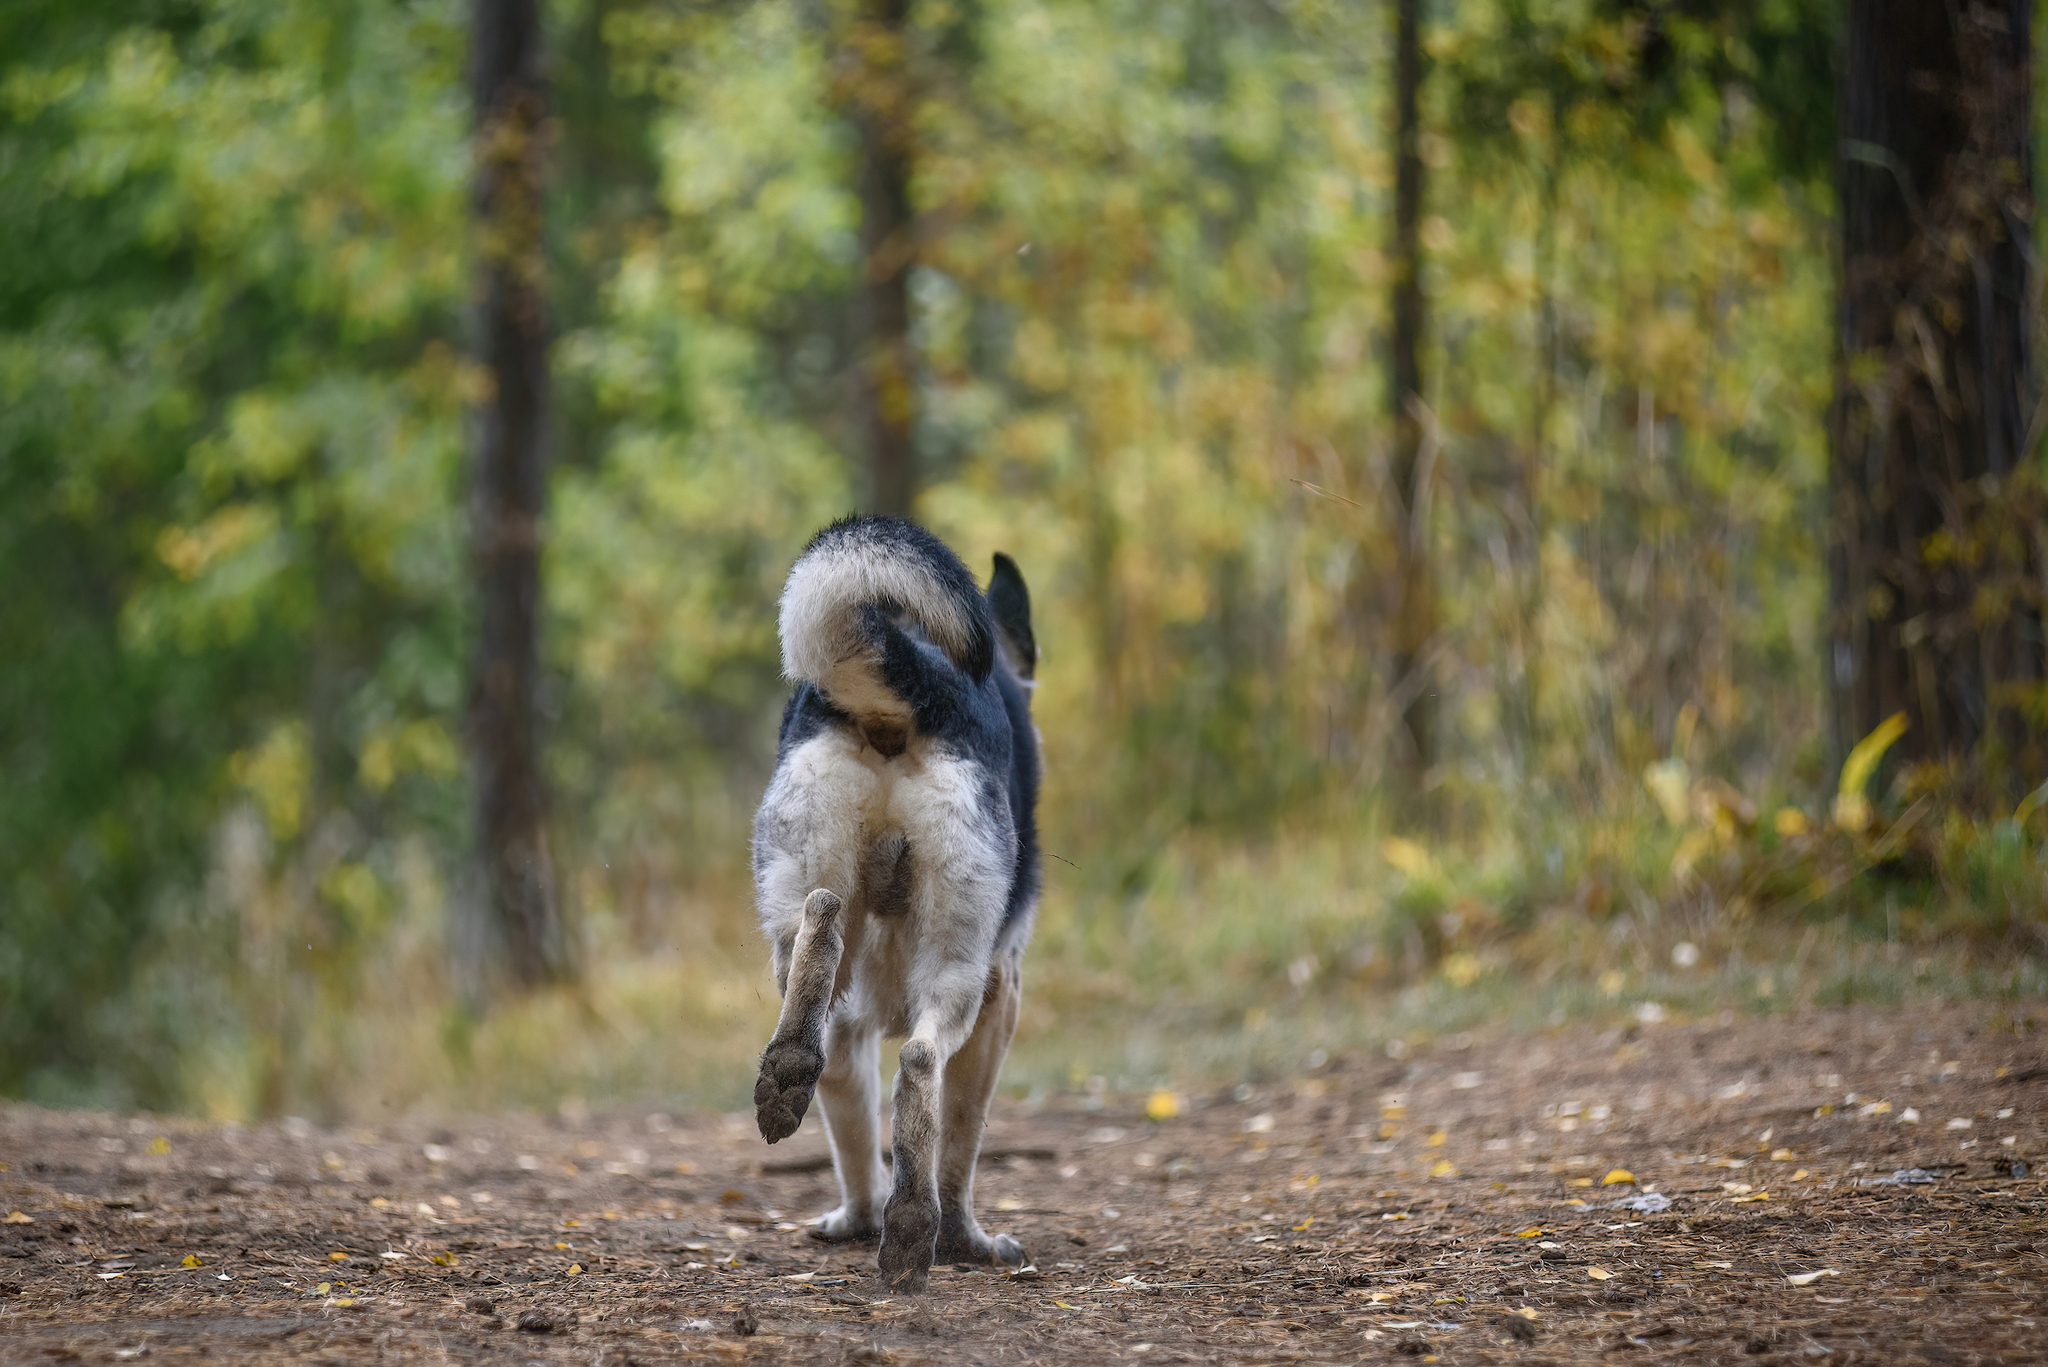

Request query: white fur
[{"left": 779, "top": 540, "right": 979, "bottom": 686}]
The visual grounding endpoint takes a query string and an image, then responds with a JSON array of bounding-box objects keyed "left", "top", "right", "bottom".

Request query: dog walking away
[{"left": 750, "top": 515, "right": 1041, "bottom": 1292}]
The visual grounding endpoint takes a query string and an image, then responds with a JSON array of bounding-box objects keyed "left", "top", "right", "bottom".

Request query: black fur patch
[{"left": 987, "top": 552, "right": 1037, "bottom": 680}]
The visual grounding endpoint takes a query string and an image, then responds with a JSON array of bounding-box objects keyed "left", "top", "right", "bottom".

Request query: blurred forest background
[{"left": 4, "top": 0, "right": 2046, "bottom": 1122}]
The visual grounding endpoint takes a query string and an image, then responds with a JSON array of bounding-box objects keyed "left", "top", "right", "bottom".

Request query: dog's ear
[{"left": 987, "top": 552, "right": 1036, "bottom": 680}]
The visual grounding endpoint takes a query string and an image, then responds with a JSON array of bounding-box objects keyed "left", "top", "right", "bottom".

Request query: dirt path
[{"left": 3, "top": 1002, "right": 2044, "bottom": 1365}]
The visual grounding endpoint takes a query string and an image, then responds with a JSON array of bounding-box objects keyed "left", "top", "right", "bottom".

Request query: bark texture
[
  {"left": 469, "top": 0, "right": 567, "bottom": 988},
  {"left": 1388, "top": 0, "right": 1436, "bottom": 782},
  {"left": 1830, "top": 0, "right": 2042, "bottom": 796},
  {"left": 841, "top": 0, "right": 918, "bottom": 518}
]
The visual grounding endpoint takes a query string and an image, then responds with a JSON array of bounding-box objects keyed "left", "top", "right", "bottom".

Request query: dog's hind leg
[
  {"left": 876, "top": 940, "right": 1008, "bottom": 1294},
  {"left": 809, "top": 1017, "right": 887, "bottom": 1242},
  {"left": 932, "top": 954, "right": 1026, "bottom": 1266},
  {"left": 755, "top": 889, "right": 845, "bottom": 1143}
]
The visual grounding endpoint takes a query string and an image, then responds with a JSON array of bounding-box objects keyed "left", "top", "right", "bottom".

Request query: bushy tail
[{"left": 779, "top": 515, "right": 997, "bottom": 691}]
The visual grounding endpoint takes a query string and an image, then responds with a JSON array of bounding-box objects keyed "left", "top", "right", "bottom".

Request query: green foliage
[{"left": 0, "top": 0, "right": 2035, "bottom": 1115}]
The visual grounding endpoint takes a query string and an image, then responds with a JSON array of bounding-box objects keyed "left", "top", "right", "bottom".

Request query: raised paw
[
  {"left": 753, "top": 1039, "right": 825, "bottom": 1143},
  {"left": 934, "top": 1214, "right": 1027, "bottom": 1268},
  {"left": 876, "top": 1192, "right": 939, "bottom": 1294}
]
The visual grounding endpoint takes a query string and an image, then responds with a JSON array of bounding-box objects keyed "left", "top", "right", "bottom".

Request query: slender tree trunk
[
  {"left": 468, "top": 0, "right": 567, "bottom": 989},
  {"left": 844, "top": 0, "right": 918, "bottom": 518},
  {"left": 1830, "top": 0, "right": 2042, "bottom": 798},
  {"left": 1388, "top": 0, "right": 1435, "bottom": 784}
]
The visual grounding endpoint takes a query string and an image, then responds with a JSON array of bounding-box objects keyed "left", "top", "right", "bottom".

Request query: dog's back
[{"left": 750, "top": 516, "right": 1042, "bottom": 1290}]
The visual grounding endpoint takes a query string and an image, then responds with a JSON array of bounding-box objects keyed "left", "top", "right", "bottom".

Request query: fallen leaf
[
  {"left": 1786, "top": 1269, "right": 1839, "bottom": 1286},
  {"left": 1568, "top": 1178, "right": 1592, "bottom": 1188},
  {"left": 1791, "top": 1169, "right": 1810, "bottom": 1181},
  {"left": 1145, "top": 1090, "right": 1180, "bottom": 1122},
  {"left": 1601, "top": 1169, "right": 1635, "bottom": 1186},
  {"left": 566, "top": 1264, "right": 584, "bottom": 1277},
  {"left": 996, "top": 1197, "right": 1023, "bottom": 1211},
  {"left": 1513, "top": 1226, "right": 1547, "bottom": 1237},
  {"left": 1770, "top": 1148, "right": 1795, "bottom": 1161},
  {"left": 315, "top": 1282, "right": 332, "bottom": 1295},
  {"left": 1429, "top": 1159, "right": 1459, "bottom": 1178},
  {"left": 1731, "top": 1191, "right": 1770, "bottom": 1203},
  {"left": 4, "top": 1212, "right": 32, "bottom": 1224},
  {"left": 147, "top": 1137, "right": 169, "bottom": 1156},
  {"left": 1426, "top": 1131, "right": 1448, "bottom": 1148},
  {"left": 429, "top": 1253, "right": 458, "bottom": 1267},
  {"left": 1054, "top": 1300, "right": 1081, "bottom": 1310},
  {"left": 181, "top": 1254, "right": 202, "bottom": 1268},
  {"left": 1587, "top": 1267, "right": 1614, "bottom": 1281},
  {"left": 329, "top": 1252, "right": 348, "bottom": 1263}
]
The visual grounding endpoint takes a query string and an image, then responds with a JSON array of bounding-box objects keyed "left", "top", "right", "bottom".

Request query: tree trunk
[
  {"left": 1830, "top": 0, "right": 2042, "bottom": 798},
  {"left": 468, "top": 0, "right": 567, "bottom": 989},
  {"left": 844, "top": 0, "right": 918, "bottom": 518},
  {"left": 1388, "top": 0, "right": 1436, "bottom": 784}
]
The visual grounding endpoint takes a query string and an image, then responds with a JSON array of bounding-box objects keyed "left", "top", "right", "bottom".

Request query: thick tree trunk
[
  {"left": 1388, "top": 0, "right": 1435, "bottom": 783},
  {"left": 468, "top": 0, "right": 567, "bottom": 989},
  {"left": 844, "top": 0, "right": 918, "bottom": 519},
  {"left": 1830, "top": 0, "right": 2042, "bottom": 798}
]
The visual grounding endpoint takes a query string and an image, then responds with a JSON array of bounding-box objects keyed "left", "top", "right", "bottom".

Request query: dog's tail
[{"left": 779, "top": 516, "right": 998, "bottom": 701}]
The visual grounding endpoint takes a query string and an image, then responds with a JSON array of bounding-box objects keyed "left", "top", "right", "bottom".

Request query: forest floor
[{"left": 2, "top": 1001, "right": 2045, "bottom": 1366}]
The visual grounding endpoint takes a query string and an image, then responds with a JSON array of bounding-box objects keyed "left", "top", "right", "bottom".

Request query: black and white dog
[{"left": 750, "top": 515, "right": 1040, "bottom": 1292}]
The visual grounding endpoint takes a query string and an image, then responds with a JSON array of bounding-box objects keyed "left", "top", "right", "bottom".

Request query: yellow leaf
[
  {"left": 1054, "top": 1300, "right": 1080, "bottom": 1310},
  {"left": 1382, "top": 836, "right": 1433, "bottom": 877},
  {"left": 1791, "top": 1168, "right": 1810, "bottom": 1181},
  {"left": 1425, "top": 1131, "right": 1447, "bottom": 1148},
  {"left": 1839, "top": 712, "right": 1907, "bottom": 802},
  {"left": 1429, "top": 1159, "right": 1459, "bottom": 1178},
  {"left": 1145, "top": 1090, "right": 1180, "bottom": 1122},
  {"left": 996, "top": 1197, "right": 1023, "bottom": 1211},
  {"left": 554, "top": 1241, "right": 571, "bottom": 1250},
  {"left": 181, "top": 1254, "right": 202, "bottom": 1269},
  {"left": 1732, "top": 1191, "right": 1770, "bottom": 1203},
  {"left": 315, "top": 1282, "right": 331, "bottom": 1295},
  {"left": 429, "top": 1252, "right": 458, "bottom": 1266},
  {"left": 148, "top": 1137, "right": 170, "bottom": 1156},
  {"left": 1770, "top": 1148, "right": 1794, "bottom": 1161},
  {"left": 1773, "top": 807, "right": 1809, "bottom": 838},
  {"left": 1568, "top": 1177, "right": 1592, "bottom": 1187},
  {"left": 566, "top": 1263, "right": 584, "bottom": 1277},
  {"left": 1601, "top": 1168, "right": 1635, "bottom": 1185},
  {"left": 563, "top": 1217, "right": 581, "bottom": 1227},
  {"left": 4, "top": 1211, "right": 32, "bottom": 1224},
  {"left": 1643, "top": 758, "right": 1691, "bottom": 826},
  {"left": 1513, "top": 1227, "right": 1546, "bottom": 1238},
  {"left": 332, "top": 1297, "right": 354, "bottom": 1307},
  {"left": 1513, "top": 1308, "right": 1539, "bottom": 1320},
  {"left": 329, "top": 1252, "right": 348, "bottom": 1262},
  {"left": 1587, "top": 1267, "right": 1614, "bottom": 1281},
  {"left": 1378, "top": 1122, "right": 1400, "bottom": 1140},
  {"left": 1380, "top": 1104, "right": 1407, "bottom": 1120}
]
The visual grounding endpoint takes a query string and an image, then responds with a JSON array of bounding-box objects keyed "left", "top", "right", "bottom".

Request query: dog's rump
[{"left": 761, "top": 514, "right": 1040, "bottom": 946}]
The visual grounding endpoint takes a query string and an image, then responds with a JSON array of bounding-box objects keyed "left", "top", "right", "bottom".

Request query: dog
[{"left": 750, "top": 514, "right": 1041, "bottom": 1292}]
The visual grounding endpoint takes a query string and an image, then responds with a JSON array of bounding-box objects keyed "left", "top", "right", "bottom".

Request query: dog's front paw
[
  {"left": 753, "top": 1039, "right": 825, "bottom": 1143},
  {"left": 807, "top": 1203, "right": 882, "bottom": 1244},
  {"left": 877, "top": 1192, "right": 939, "bottom": 1294}
]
